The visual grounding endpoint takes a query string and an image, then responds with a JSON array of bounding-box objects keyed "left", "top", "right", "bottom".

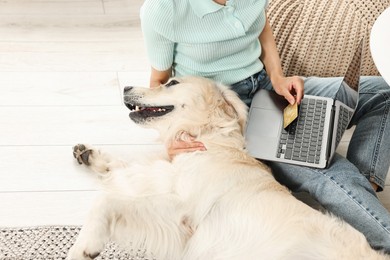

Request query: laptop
[{"left": 245, "top": 41, "right": 363, "bottom": 168}]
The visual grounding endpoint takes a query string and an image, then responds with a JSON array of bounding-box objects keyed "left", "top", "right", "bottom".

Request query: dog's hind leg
[
  {"left": 73, "top": 144, "right": 126, "bottom": 176},
  {"left": 66, "top": 196, "right": 113, "bottom": 260}
]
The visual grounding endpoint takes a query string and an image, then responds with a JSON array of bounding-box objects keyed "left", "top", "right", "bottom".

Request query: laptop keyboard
[{"left": 276, "top": 98, "right": 327, "bottom": 164}]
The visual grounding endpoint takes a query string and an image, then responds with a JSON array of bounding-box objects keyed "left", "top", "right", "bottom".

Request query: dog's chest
[{"left": 172, "top": 154, "right": 241, "bottom": 200}]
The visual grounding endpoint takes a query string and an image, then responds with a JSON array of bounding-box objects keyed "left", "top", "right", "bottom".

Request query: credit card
[{"left": 283, "top": 102, "right": 298, "bottom": 128}]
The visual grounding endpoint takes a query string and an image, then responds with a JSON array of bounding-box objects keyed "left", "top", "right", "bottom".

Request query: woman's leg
[
  {"left": 347, "top": 76, "right": 390, "bottom": 191},
  {"left": 268, "top": 154, "right": 390, "bottom": 252},
  {"left": 301, "top": 76, "right": 390, "bottom": 190},
  {"left": 267, "top": 76, "right": 390, "bottom": 252}
]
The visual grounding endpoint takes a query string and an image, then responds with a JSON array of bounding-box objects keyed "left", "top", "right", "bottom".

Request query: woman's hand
[
  {"left": 272, "top": 75, "right": 304, "bottom": 105},
  {"left": 166, "top": 132, "right": 206, "bottom": 160},
  {"left": 150, "top": 67, "right": 172, "bottom": 88}
]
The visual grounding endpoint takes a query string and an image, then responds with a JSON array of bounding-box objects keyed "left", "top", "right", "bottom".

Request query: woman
[{"left": 140, "top": 0, "right": 390, "bottom": 252}]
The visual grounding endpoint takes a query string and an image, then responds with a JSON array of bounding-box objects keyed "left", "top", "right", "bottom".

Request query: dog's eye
[{"left": 165, "top": 80, "right": 179, "bottom": 88}]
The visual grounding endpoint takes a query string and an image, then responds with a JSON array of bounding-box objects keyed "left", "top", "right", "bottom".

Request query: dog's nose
[{"left": 123, "top": 86, "right": 133, "bottom": 93}]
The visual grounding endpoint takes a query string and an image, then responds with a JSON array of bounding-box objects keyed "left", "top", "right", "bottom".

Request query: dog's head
[{"left": 123, "top": 76, "right": 248, "bottom": 144}]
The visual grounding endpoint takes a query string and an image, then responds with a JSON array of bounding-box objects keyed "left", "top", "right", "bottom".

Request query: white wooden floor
[{"left": 0, "top": 0, "right": 389, "bottom": 228}]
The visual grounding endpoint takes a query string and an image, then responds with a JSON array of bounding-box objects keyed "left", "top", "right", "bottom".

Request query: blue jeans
[{"left": 231, "top": 69, "right": 390, "bottom": 252}]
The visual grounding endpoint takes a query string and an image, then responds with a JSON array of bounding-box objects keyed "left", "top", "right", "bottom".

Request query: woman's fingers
[
  {"left": 167, "top": 139, "right": 206, "bottom": 160},
  {"left": 274, "top": 76, "right": 304, "bottom": 105}
]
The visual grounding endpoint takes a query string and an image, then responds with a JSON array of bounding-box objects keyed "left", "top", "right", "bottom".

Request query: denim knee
[{"left": 347, "top": 77, "right": 390, "bottom": 190}]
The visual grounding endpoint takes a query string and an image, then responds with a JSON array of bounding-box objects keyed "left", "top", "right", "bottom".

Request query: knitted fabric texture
[{"left": 268, "top": 0, "right": 390, "bottom": 78}]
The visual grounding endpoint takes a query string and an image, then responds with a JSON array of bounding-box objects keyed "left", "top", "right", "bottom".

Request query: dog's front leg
[
  {"left": 73, "top": 144, "right": 126, "bottom": 176},
  {"left": 67, "top": 197, "right": 112, "bottom": 260},
  {"left": 73, "top": 144, "right": 178, "bottom": 197}
]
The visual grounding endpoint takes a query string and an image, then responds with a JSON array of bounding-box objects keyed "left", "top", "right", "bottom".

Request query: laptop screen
[
  {"left": 334, "top": 80, "right": 359, "bottom": 110},
  {"left": 334, "top": 38, "right": 363, "bottom": 111}
]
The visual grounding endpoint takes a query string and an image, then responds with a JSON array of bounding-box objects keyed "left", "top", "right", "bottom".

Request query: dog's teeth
[{"left": 135, "top": 105, "right": 139, "bottom": 111}]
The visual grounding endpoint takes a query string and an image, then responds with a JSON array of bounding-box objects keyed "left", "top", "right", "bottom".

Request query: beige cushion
[{"left": 267, "top": 0, "right": 390, "bottom": 78}]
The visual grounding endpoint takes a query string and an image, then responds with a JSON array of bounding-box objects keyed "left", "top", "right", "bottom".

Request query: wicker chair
[{"left": 268, "top": 0, "right": 390, "bottom": 81}]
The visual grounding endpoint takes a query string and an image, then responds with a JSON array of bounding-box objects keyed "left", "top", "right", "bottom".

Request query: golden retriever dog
[{"left": 67, "top": 76, "right": 389, "bottom": 260}]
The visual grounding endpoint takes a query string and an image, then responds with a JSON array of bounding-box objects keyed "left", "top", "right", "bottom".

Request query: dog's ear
[{"left": 217, "top": 84, "right": 248, "bottom": 134}]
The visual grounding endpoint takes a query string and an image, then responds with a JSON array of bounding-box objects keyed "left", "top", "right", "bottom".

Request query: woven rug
[{"left": 0, "top": 226, "right": 153, "bottom": 260}]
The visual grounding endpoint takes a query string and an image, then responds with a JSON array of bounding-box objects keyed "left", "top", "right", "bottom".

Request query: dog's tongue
[{"left": 145, "top": 107, "right": 158, "bottom": 111}]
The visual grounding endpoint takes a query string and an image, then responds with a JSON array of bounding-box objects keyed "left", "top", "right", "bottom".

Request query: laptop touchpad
[{"left": 247, "top": 108, "right": 281, "bottom": 138}]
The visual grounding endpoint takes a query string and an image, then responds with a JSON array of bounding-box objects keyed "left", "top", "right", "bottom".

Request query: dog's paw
[
  {"left": 67, "top": 246, "right": 100, "bottom": 260},
  {"left": 73, "top": 144, "right": 93, "bottom": 166},
  {"left": 84, "top": 251, "right": 100, "bottom": 259},
  {"left": 66, "top": 252, "right": 100, "bottom": 260}
]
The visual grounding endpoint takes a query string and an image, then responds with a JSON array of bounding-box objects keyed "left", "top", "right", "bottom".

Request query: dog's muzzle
[{"left": 123, "top": 86, "right": 174, "bottom": 123}]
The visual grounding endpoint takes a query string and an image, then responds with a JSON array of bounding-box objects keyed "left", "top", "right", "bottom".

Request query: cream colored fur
[{"left": 67, "top": 76, "right": 389, "bottom": 260}]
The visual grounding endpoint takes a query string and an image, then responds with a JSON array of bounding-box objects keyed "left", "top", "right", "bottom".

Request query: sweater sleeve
[{"left": 140, "top": 0, "right": 175, "bottom": 71}]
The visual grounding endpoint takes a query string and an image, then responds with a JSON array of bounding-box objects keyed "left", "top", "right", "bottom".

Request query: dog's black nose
[{"left": 124, "top": 86, "right": 133, "bottom": 93}]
